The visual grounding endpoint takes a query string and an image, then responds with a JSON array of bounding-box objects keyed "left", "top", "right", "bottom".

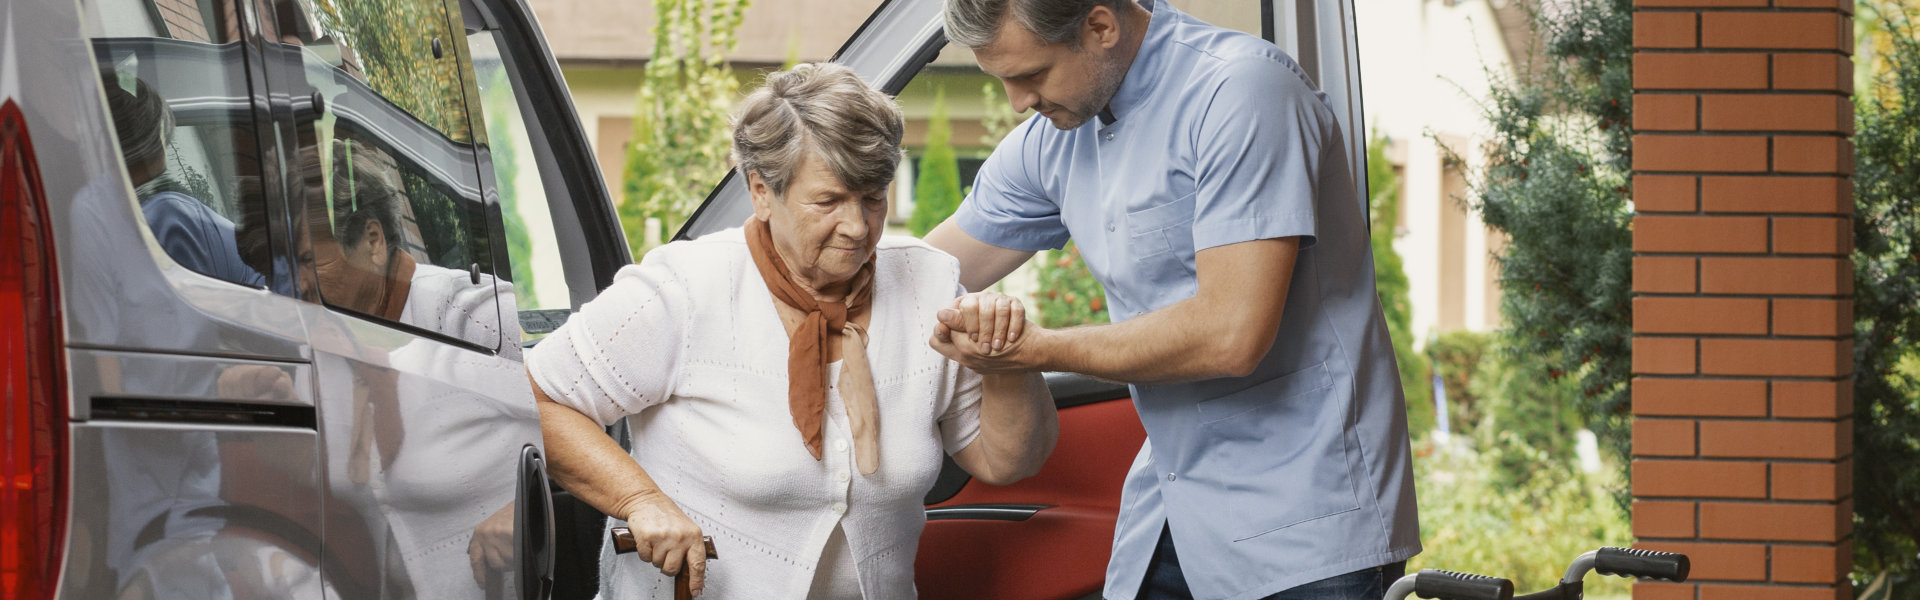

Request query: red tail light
[{"left": 0, "top": 99, "right": 68, "bottom": 600}]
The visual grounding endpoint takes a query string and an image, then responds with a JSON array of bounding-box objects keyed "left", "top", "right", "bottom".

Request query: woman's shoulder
[
  {"left": 875, "top": 235, "right": 961, "bottom": 296},
  {"left": 614, "top": 228, "right": 748, "bottom": 276},
  {"left": 876, "top": 235, "right": 958, "bottom": 269}
]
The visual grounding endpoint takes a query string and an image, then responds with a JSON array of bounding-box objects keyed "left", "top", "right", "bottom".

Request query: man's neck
[
  {"left": 1111, "top": 2, "right": 1153, "bottom": 77},
  {"left": 1098, "top": 1, "right": 1154, "bottom": 120}
]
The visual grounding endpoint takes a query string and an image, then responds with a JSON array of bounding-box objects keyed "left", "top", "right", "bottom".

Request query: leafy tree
[
  {"left": 311, "top": 0, "right": 471, "bottom": 142},
  {"left": 620, "top": 0, "right": 748, "bottom": 258},
  {"left": 1462, "top": 0, "right": 1634, "bottom": 486},
  {"left": 1366, "top": 133, "right": 1433, "bottom": 436},
  {"left": 1851, "top": 1, "right": 1920, "bottom": 586},
  {"left": 909, "top": 87, "right": 962, "bottom": 237}
]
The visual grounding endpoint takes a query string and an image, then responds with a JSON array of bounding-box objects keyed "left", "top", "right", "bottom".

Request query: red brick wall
[{"left": 1630, "top": 0, "right": 1856, "bottom": 597}]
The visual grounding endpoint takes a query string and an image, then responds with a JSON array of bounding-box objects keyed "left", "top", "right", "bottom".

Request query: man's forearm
[{"left": 1029, "top": 297, "right": 1267, "bottom": 385}]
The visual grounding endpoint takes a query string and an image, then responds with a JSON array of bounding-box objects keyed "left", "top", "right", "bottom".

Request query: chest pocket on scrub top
[{"left": 1125, "top": 191, "right": 1197, "bottom": 266}]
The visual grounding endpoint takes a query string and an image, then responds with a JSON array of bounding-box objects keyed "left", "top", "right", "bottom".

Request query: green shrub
[
  {"left": 1427, "top": 331, "right": 1492, "bottom": 433},
  {"left": 1464, "top": 0, "right": 1634, "bottom": 492},
  {"left": 1033, "top": 242, "right": 1109, "bottom": 328},
  {"left": 1366, "top": 133, "right": 1433, "bottom": 437},
  {"left": 908, "top": 87, "right": 962, "bottom": 238},
  {"left": 1412, "top": 338, "right": 1631, "bottom": 598},
  {"left": 1851, "top": 0, "right": 1920, "bottom": 587},
  {"left": 1409, "top": 437, "right": 1632, "bottom": 598}
]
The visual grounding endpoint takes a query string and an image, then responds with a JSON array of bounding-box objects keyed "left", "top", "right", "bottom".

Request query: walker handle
[
  {"left": 1412, "top": 569, "right": 1516, "bottom": 600},
  {"left": 1593, "top": 547, "right": 1689, "bottom": 582}
]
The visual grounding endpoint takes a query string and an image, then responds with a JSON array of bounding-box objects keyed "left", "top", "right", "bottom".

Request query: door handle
[
  {"left": 924, "top": 503, "right": 1053, "bottom": 522},
  {"left": 516, "top": 445, "right": 556, "bottom": 600}
]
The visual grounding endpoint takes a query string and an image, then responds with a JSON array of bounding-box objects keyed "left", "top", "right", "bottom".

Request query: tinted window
[
  {"left": 272, "top": 0, "right": 507, "bottom": 350},
  {"left": 87, "top": 0, "right": 278, "bottom": 292}
]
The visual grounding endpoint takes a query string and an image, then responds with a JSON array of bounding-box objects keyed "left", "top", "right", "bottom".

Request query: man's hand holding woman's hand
[
  {"left": 931, "top": 291, "right": 1046, "bottom": 374},
  {"left": 619, "top": 494, "right": 708, "bottom": 596}
]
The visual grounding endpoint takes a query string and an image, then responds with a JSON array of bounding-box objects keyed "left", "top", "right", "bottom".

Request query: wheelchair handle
[
  {"left": 1584, "top": 547, "right": 1689, "bottom": 583},
  {"left": 1385, "top": 569, "right": 1516, "bottom": 600}
]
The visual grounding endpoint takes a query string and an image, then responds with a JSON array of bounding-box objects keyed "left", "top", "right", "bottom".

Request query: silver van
[{"left": 2, "top": 0, "right": 1363, "bottom": 598}]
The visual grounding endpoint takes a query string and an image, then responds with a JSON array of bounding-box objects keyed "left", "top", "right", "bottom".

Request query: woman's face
[{"left": 751, "top": 153, "right": 889, "bottom": 291}]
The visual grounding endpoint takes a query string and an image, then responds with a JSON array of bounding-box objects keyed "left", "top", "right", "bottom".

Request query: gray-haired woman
[{"left": 526, "top": 62, "right": 1058, "bottom": 599}]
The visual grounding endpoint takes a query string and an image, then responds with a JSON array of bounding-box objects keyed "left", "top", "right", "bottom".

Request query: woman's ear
[{"left": 747, "top": 171, "right": 775, "bottom": 221}]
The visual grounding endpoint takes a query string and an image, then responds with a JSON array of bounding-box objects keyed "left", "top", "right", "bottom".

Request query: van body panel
[{"left": 63, "top": 423, "right": 326, "bottom": 600}]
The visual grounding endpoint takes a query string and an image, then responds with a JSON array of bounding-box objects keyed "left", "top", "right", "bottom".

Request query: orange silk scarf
[{"left": 743, "top": 217, "right": 881, "bottom": 474}]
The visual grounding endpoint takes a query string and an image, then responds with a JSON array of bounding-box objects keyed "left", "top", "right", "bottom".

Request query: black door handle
[{"left": 517, "top": 445, "right": 556, "bottom": 600}]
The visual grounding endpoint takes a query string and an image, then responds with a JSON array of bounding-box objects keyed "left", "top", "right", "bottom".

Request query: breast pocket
[{"left": 1125, "top": 192, "right": 1197, "bottom": 264}]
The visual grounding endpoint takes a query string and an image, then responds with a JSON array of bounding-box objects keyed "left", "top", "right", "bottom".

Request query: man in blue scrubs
[{"left": 922, "top": 1, "right": 1420, "bottom": 598}]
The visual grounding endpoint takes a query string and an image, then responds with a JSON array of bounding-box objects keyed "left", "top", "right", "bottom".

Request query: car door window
[
  {"left": 468, "top": 32, "right": 571, "bottom": 343},
  {"left": 270, "top": 0, "right": 505, "bottom": 351},
  {"left": 85, "top": 0, "right": 279, "bottom": 293}
]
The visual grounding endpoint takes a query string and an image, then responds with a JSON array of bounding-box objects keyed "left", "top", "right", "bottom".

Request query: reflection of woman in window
[
  {"left": 307, "top": 139, "right": 509, "bottom": 351},
  {"left": 300, "top": 138, "right": 528, "bottom": 594},
  {"left": 100, "top": 69, "right": 265, "bottom": 289}
]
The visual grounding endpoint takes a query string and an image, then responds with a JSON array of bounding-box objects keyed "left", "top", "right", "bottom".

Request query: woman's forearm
[
  {"left": 532, "top": 375, "right": 668, "bottom": 520},
  {"left": 969, "top": 371, "right": 1058, "bottom": 485}
]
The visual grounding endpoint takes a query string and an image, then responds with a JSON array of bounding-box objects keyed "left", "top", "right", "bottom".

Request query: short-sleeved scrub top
[{"left": 951, "top": 1, "right": 1421, "bottom": 598}]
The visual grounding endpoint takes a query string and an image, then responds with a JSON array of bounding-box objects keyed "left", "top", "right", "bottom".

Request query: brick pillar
[{"left": 1630, "top": 1, "right": 1856, "bottom": 599}]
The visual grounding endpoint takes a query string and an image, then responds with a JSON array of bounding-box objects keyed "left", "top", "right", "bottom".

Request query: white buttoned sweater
[{"left": 527, "top": 229, "right": 984, "bottom": 599}]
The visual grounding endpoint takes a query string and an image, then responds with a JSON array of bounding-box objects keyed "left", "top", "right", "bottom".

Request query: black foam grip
[
  {"left": 1414, "top": 569, "right": 1516, "bottom": 600},
  {"left": 1594, "top": 547, "right": 1689, "bottom": 582}
]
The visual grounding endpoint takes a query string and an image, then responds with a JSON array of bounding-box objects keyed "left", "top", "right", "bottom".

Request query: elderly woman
[{"left": 526, "top": 63, "right": 1057, "bottom": 599}]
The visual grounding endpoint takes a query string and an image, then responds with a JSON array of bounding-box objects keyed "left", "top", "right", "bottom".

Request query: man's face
[{"left": 974, "top": 13, "right": 1128, "bottom": 130}]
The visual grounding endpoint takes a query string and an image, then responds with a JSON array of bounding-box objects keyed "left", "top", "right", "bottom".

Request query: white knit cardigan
[{"left": 527, "top": 228, "right": 984, "bottom": 599}]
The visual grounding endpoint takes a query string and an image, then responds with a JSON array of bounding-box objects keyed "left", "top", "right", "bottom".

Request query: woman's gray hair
[
  {"left": 328, "top": 139, "right": 405, "bottom": 253},
  {"left": 731, "top": 62, "right": 904, "bottom": 198},
  {"left": 945, "top": 0, "right": 1127, "bottom": 48}
]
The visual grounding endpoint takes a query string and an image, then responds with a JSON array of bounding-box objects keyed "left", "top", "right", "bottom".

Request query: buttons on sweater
[
  {"left": 830, "top": 502, "right": 847, "bottom": 516},
  {"left": 832, "top": 439, "right": 847, "bottom": 453},
  {"left": 834, "top": 470, "right": 850, "bottom": 483}
]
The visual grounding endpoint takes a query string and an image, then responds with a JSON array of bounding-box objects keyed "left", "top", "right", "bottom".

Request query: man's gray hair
[
  {"left": 731, "top": 62, "right": 904, "bottom": 198},
  {"left": 945, "top": 0, "right": 1128, "bottom": 48}
]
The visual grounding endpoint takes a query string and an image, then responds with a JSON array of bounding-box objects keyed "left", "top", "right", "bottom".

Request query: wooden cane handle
[
  {"left": 610, "top": 526, "right": 718, "bottom": 598},
  {"left": 608, "top": 527, "right": 717, "bottom": 559}
]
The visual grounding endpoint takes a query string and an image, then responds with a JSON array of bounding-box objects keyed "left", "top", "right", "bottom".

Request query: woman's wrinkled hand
[
  {"left": 467, "top": 502, "right": 515, "bottom": 588},
  {"left": 623, "top": 497, "right": 708, "bottom": 597}
]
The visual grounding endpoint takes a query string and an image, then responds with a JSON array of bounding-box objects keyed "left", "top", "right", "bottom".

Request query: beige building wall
[{"left": 1358, "top": 0, "right": 1520, "bottom": 341}]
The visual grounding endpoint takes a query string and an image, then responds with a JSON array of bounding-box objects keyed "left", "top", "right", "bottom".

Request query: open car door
[{"left": 666, "top": 0, "right": 1370, "bottom": 598}]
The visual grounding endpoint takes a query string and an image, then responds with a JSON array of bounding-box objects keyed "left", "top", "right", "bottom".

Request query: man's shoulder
[{"left": 1161, "top": 10, "right": 1315, "bottom": 94}]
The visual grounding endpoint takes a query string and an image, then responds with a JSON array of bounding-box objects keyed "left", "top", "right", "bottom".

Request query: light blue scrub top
[{"left": 951, "top": 2, "right": 1421, "bottom": 598}]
